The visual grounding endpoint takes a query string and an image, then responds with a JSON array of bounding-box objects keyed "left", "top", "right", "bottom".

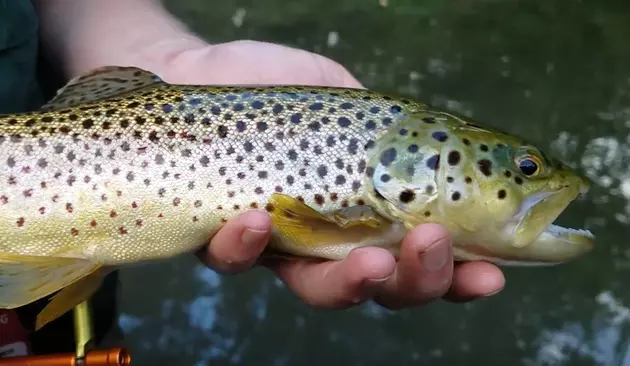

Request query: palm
[{"left": 156, "top": 40, "right": 504, "bottom": 309}]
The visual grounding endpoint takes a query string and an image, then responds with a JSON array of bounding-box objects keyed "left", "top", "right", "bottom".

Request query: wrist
[{"left": 35, "top": 0, "right": 208, "bottom": 78}]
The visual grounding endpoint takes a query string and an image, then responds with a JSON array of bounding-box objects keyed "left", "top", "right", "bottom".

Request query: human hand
[{"left": 155, "top": 40, "right": 505, "bottom": 308}]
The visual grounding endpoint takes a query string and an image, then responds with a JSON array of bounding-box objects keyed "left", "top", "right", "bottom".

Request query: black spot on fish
[
  {"left": 497, "top": 189, "right": 506, "bottom": 199},
  {"left": 480, "top": 144, "right": 489, "bottom": 152},
  {"left": 380, "top": 174, "right": 391, "bottom": 182},
  {"left": 422, "top": 117, "right": 436, "bottom": 124},
  {"left": 451, "top": 191, "right": 461, "bottom": 201},
  {"left": 408, "top": 144, "right": 419, "bottom": 153},
  {"left": 340, "top": 102, "right": 354, "bottom": 110},
  {"left": 432, "top": 131, "right": 448, "bottom": 142},
  {"left": 313, "top": 164, "right": 327, "bottom": 179},
  {"left": 256, "top": 122, "right": 268, "bottom": 132},
  {"left": 447, "top": 150, "right": 461, "bottom": 166},
  {"left": 380, "top": 147, "right": 397, "bottom": 166},
  {"left": 477, "top": 159, "right": 492, "bottom": 176},
  {"left": 399, "top": 189, "right": 415, "bottom": 203},
  {"left": 337, "top": 117, "right": 351, "bottom": 127},
  {"left": 290, "top": 113, "right": 302, "bottom": 124},
  {"left": 426, "top": 154, "right": 440, "bottom": 170},
  {"left": 309, "top": 102, "right": 323, "bottom": 111},
  {"left": 273, "top": 104, "right": 284, "bottom": 114}
]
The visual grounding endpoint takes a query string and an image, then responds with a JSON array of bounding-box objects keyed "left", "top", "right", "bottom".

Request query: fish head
[{"left": 364, "top": 109, "right": 594, "bottom": 264}]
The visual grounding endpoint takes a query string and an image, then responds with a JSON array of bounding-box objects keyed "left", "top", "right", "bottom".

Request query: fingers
[
  {"left": 372, "top": 224, "right": 455, "bottom": 309},
  {"left": 197, "top": 210, "right": 272, "bottom": 274},
  {"left": 443, "top": 261, "right": 505, "bottom": 303},
  {"left": 265, "top": 247, "right": 396, "bottom": 308}
]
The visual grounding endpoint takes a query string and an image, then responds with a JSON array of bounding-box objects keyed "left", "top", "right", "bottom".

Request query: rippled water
[{"left": 109, "top": 1, "right": 630, "bottom": 365}]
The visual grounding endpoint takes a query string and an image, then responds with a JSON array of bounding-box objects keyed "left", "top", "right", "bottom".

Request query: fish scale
[
  {"left": 0, "top": 77, "right": 421, "bottom": 264},
  {"left": 0, "top": 66, "right": 594, "bottom": 330}
]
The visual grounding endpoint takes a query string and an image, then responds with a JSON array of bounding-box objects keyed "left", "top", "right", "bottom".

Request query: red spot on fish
[
  {"left": 203, "top": 138, "right": 212, "bottom": 145},
  {"left": 119, "top": 227, "right": 128, "bottom": 234},
  {"left": 21, "top": 166, "right": 31, "bottom": 173},
  {"left": 0, "top": 196, "right": 8, "bottom": 204},
  {"left": 23, "top": 189, "right": 33, "bottom": 197},
  {"left": 131, "top": 201, "right": 138, "bottom": 208},
  {"left": 8, "top": 176, "right": 16, "bottom": 185},
  {"left": 135, "top": 219, "right": 143, "bottom": 227},
  {"left": 84, "top": 176, "right": 91, "bottom": 183},
  {"left": 39, "top": 207, "right": 45, "bottom": 214},
  {"left": 91, "top": 133, "right": 101, "bottom": 140},
  {"left": 16, "top": 217, "right": 24, "bottom": 227},
  {"left": 90, "top": 219, "right": 97, "bottom": 227},
  {"left": 66, "top": 203, "right": 73, "bottom": 213},
  {"left": 116, "top": 190, "right": 122, "bottom": 197},
  {"left": 166, "top": 130, "right": 176, "bottom": 138},
  {"left": 101, "top": 194, "right": 107, "bottom": 201},
  {"left": 173, "top": 197, "right": 181, "bottom": 206},
  {"left": 109, "top": 210, "right": 117, "bottom": 218},
  {"left": 157, "top": 213, "right": 163, "bottom": 218},
  {"left": 71, "top": 228, "right": 79, "bottom": 236},
  {"left": 174, "top": 173, "right": 181, "bottom": 179},
  {"left": 275, "top": 186, "right": 283, "bottom": 192},
  {"left": 137, "top": 147, "right": 147, "bottom": 154},
  {"left": 141, "top": 161, "right": 149, "bottom": 168},
  {"left": 40, "top": 181, "right": 47, "bottom": 188},
  {"left": 52, "top": 194, "right": 59, "bottom": 202},
  {"left": 221, "top": 218, "right": 228, "bottom": 223},
  {"left": 192, "top": 216, "right": 198, "bottom": 222}
]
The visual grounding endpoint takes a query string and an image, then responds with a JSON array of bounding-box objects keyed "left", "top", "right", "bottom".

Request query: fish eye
[{"left": 518, "top": 158, "right": 539, "bottom": 176}]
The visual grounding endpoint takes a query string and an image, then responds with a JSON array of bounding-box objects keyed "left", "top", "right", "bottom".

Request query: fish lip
[{"left": 513, "top": 188, "right": 594, "bottom": 241}]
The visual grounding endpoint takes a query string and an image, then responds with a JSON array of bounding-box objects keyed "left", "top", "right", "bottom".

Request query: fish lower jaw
[{"left": 542, "top": 223, "right": 594, "bottom": 239}]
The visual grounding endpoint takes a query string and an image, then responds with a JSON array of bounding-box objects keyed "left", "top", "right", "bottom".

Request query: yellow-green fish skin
[
  {"left": 363, "top": 110, "right": 593, "bottom": 264},
  {"left": 0, "top": 66, "right": 593, "bottom": 270}
]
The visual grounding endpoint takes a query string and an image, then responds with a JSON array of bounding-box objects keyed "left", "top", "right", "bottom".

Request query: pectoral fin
[
  {"left": 267, "top": 193, "right": 405, "bottom": 260},
  {"left": 0, "top": 253, "right": 101, "bottom": 320},
  {"left": 41, "top": 66, "right": 164, "bottom": 111},
  {"left": 35, "top": 267, "right": 110, "bottom": 330}
]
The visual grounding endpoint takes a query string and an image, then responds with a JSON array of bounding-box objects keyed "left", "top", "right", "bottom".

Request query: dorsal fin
[{"left": 40, "top": 66, "right": 165, "bottom": 111}]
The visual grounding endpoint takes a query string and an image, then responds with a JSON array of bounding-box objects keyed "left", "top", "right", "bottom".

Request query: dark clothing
[{"left": 0, "top": 0, "right": 119, "bottom": 357}]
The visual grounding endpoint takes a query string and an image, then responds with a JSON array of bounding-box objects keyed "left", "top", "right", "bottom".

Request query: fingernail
[
  {"left": 366, "top": 275, "right": 391, "bottom": 285},
  {"left": 483, "top": 287, "right": 504, "bottom": 297},
  {"left": 241, "top": 228, "right": 269, "bottom": 247},
  {"left": 420, "top": 240, "right": 449, "bottom": 271}
]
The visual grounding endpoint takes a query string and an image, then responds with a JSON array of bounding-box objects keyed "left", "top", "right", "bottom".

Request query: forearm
[{"left": 34, "top": 0, "right": 206, "bottom": 78}]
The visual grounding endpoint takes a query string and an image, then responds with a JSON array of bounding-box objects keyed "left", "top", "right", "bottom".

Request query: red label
[{"left": 0, "top": 310, "right": 31, "bottom": 358}]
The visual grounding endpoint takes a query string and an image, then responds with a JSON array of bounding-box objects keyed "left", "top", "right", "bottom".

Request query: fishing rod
[{"left": 0, "top": 301, "right": 131, "bottom": 366}]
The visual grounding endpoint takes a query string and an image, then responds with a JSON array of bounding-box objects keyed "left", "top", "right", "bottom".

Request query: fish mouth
[{"left": 508, "top": 188, "right": 595, "bottom": 262}]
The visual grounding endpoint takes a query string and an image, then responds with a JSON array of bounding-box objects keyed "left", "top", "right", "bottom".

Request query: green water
[{"left": 112, "top": 1, "right": 630, "bottom": 365}]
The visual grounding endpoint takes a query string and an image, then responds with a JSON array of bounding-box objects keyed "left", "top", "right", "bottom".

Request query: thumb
[{"left": 197, "top": 210, "right": 272, "bottom": 274}]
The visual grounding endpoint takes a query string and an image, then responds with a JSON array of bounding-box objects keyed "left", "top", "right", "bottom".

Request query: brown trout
[{"left": 0, "top": 66, "right": 594, "bottom": 329}]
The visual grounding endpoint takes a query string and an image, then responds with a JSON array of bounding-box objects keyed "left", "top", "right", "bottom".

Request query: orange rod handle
[{"left": 0, "top": 348, "right": 131, "bottom": 366}]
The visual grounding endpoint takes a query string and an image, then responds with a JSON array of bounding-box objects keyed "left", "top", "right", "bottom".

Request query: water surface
[{"left": 112, "top": 1, "right": 630, "bottom": 365}]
